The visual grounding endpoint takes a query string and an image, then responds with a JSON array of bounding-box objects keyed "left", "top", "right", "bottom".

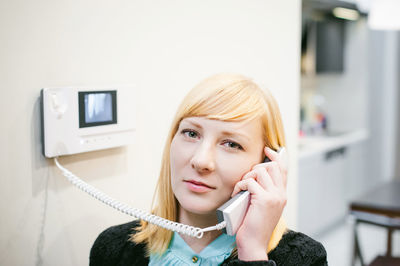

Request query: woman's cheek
[
  {"left": 218, "top": 160, "right": 248, "bottom": 188},
  {"left": 221, "top": 164, "right": 248, "bottom": 187}
]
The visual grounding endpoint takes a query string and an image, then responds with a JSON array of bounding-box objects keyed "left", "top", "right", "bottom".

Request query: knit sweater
[{"left": 90, "top": 220, "right": 327, "bottom": 266}]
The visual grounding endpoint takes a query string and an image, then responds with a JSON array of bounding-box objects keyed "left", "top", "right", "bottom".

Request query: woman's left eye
[
  {"left": 181, "top": 129, "right": 199, "bottom": 139},
  {"left": 222, "top": 141, "right": 243, "bottom": 150}
]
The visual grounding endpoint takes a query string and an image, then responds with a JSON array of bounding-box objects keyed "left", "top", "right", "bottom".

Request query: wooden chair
[{"left": 350, "top": 181, "right": 400, "bottom": 266}]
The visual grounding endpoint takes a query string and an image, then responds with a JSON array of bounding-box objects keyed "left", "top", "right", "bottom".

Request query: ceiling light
[{"left": 333, "top": 7, "right": 360, "bottom": 21}]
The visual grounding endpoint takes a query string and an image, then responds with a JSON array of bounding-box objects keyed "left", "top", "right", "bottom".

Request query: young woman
[{"left": 90, "top": 74, "right": 327, "bottom": 265}]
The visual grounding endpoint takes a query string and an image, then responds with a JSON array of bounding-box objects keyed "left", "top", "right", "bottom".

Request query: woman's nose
[{"left": 190, "top": 143, "right": 216, "bottom": 173}]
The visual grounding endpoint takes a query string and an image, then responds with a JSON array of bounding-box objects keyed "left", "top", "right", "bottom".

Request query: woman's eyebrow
[
  {"left": 181, "top": 120, "right": 202, "bottom": 129},
  {"left": 220, "top": 131, "right": 250, "bottom": 142}
]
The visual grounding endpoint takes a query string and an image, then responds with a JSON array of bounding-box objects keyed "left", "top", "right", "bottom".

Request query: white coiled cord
[{"left": 54, "top": 157, "right": 226, "bottom": 238}]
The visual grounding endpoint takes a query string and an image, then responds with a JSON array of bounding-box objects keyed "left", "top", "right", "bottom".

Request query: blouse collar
[{"left": 149, "top": 232, "right": 236, "bottom": 265}]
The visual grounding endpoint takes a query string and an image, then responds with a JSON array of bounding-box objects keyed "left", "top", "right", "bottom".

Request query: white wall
[{"left": 0, "top": 1, "right": 301, "bottom": 265}]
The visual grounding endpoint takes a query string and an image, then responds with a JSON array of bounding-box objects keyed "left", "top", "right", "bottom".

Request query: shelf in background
[{"left": 299, "top": 128, "right": 369, "bottom": 159}]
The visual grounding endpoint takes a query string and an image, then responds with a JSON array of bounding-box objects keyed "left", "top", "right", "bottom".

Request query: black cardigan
[{"left": 90, "top": 220, "right": 327, "bottom": 266}]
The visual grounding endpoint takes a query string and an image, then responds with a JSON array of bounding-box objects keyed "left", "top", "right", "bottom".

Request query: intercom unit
[{"left": 41, "top": 87, "right": 135, "bottom": 158}]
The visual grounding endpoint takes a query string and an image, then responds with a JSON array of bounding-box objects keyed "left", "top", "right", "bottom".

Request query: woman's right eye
[{"left": 181, "top": 129, "right": 199, "bottom": 139}]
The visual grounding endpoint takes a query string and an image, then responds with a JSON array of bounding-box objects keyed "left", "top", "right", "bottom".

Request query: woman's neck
[{"left": 178, "top": 208, "right": 222, "bottom": 253}]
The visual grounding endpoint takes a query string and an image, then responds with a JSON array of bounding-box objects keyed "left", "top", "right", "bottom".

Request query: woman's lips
[{"left": 184, "top": 180, "right": 215, "bottom": 193}]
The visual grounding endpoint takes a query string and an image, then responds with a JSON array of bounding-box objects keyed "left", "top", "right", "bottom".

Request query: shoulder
[
  {"left": 268, "top": 230, "right": 327, "bottom": 266},
  {"left": 89, "top": 220, "right": 148, "bottom": 266}
]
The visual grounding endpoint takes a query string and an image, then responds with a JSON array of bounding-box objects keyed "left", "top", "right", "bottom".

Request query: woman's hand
[{"left": 232, "top": 147, "right": 288, "bottom": 261}]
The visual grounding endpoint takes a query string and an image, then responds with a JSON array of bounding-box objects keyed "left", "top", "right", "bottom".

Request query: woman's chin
[
  {"left": 180, "top": 202, "right": 217, "bottom": 216},
  {"left": 175, "top": 190, "right": 230, "bottom": 216}
]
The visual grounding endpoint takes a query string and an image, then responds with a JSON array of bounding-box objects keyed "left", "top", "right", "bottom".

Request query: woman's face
[{"left": 170, "top": 116, "right": 265, "bottom": 215}]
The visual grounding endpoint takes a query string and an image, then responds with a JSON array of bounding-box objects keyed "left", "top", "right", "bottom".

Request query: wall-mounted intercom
[{"left": 40, "top": 87, "right": 135, "bottom": 158}]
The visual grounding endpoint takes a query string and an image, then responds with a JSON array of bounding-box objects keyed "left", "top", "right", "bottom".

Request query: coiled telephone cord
[{"left": 54, "top": 157, "right": 226, "bottom": 239}]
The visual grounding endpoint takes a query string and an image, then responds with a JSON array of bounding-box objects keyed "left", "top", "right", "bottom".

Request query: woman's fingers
[
  {"left": 252, "top": 161, "right": 284, "bottom": 189},
  {"left": 241, "top": 167, "right": 274, "bottom": 190},
  {"left": 264, "top": 147, "right": 280, "bottom": 162},
  {"left": 231, "top": 178, "right": 264, "bottom": 197},
  {"left": 253, "top": 147, "right": 288, "bottom": 188},
  {"left": 273, "top": 147, "right": 288, "bottom": 187},
  {"left": 255, "top": 161, "right": 284, "bottom": 189},
  {"left": 232, "top": 147, "right": 288, "bottom": 197}
]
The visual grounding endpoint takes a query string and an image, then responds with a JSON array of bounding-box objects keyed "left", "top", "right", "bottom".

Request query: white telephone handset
[{"left": 216, "top": 147, "right": 286, "bottom": 235}]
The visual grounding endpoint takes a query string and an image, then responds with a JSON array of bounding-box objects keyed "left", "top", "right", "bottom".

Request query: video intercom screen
[{"left": 79, "top": 91, "right": 117, "bottom": 128}]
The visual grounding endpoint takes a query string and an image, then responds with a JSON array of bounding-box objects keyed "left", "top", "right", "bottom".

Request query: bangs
[{"left": 180, "top": 79, "right": 267, "bottom": 122}]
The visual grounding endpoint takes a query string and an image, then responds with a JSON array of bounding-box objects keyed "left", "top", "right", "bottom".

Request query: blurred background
[
  {"left": 298, "top": 1, "right": 400, "bottom": 265},
  {"left": 0, "top": 0, "right": 399, "bottom": 265}
]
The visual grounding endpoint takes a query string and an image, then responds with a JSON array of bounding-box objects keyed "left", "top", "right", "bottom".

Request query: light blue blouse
[{"left": 149, "top": 232, "right": 236, "bottom": 266}]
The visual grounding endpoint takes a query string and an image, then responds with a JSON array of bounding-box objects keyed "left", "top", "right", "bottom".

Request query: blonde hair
[{"left": 131, "top": 73, "right": 287, "bottom": 256}]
